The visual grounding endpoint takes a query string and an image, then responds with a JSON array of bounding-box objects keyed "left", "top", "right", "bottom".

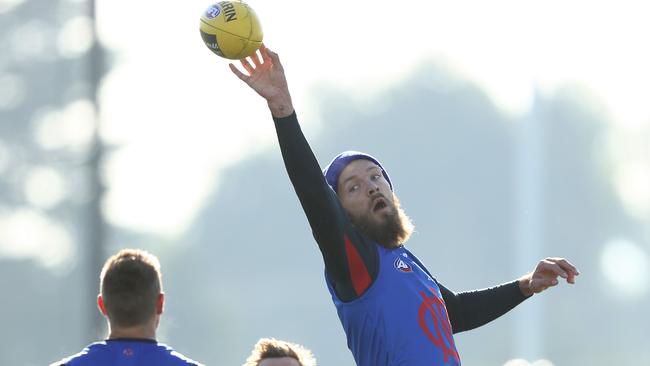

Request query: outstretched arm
[
  {"left": 439, "top": 280, "right": 527, "bottom": 333},
  {"left": 229, "top": 46, "right": 378, "bottom": 302},
  {"left": 440, "top": 257, "right": 579, "bottom": 333}
]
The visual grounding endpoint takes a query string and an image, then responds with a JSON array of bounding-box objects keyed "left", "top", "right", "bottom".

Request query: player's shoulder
[
  {"left": 152, "top": 342, "right": 204, "bottom": 366},
  {"left": 51, "top": 341, "right": 203, "bottom": 366},
  {"left": 49, "top": 341, "right": 109, "bottom": 366}
]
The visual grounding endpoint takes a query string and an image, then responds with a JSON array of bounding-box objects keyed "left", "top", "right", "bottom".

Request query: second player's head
[
  {"left": 243, "top": 338, "right": 316, "bottom": 366},
  {"left": 323, "top": 151, "right": 414, "bottom": 248},
  {"left": 98, "top": 249, "right": 164, "bottom": 329}
]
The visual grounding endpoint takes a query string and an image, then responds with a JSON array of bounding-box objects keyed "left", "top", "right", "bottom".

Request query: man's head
[
  {"left": 243, "top": 338, "right": 316, "bottom": 366},
  {"left": 97, "top": 249, "right": 164, "bottom": 329},
  {"left": 323, "top": 151, "right": 414, "bottom": 248}
]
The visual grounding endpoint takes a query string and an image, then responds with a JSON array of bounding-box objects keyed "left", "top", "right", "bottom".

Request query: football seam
[{"left": 200, "top": 18, "right": 262, "bottom": 42}]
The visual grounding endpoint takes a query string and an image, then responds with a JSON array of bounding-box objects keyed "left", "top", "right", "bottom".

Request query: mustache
[
  {"left": 347, "top": 193, "right": 414, "bottom": 248},
  {"left": 369, "top": 192, "right": 391, "bottom": 210}
]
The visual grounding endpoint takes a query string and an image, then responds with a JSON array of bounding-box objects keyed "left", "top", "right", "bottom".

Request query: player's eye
[
  {"left": 349, "top": 184, "right": 359, "bottom": 193},
  {"left": 371, "top": 174, "right": 381, "bottom": 180}
]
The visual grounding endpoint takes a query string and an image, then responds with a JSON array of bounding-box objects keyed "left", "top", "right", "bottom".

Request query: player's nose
[{"left": 367, "top": 181, "right": 379, "bottom": 196}]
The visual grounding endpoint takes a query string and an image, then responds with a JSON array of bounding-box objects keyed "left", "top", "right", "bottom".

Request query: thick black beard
[{"left": 348, "top": 196, "right": 414, "bottom": 248}]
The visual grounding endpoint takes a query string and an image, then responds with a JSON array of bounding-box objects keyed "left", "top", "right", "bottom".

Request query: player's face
[
  {"left": 337, "top": 159, "right": 394, "bottom": 225},
  {"left": 338, "top": 159, "right": 414, "bottom": 247},
  {"left": 259, "top": 357, "right": 301, "bottom": 366}
]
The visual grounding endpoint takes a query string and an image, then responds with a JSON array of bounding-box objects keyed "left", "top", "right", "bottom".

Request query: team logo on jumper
[
  {"left": 394, "top": 258, "right": 412, "bottom": 272},
  {"left": 204, "top": 4, "right": 221, "bottom": 19},
  {"left": 418, "top": 287, "right": 460, "bottom": 363}
]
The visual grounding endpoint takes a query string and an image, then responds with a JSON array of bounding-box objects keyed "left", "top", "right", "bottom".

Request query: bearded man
[{"left": 229, "top": 45, "right": 579, "bottom": 366}]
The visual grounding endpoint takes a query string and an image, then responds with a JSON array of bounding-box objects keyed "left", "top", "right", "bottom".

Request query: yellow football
[{"left": 200, "top": 1, "right": 263, "bottom": 60}]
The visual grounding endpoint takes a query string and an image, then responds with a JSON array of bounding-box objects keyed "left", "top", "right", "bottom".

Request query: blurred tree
[{"left": 0, "top": 0, "right": 109, "bottom": 363}]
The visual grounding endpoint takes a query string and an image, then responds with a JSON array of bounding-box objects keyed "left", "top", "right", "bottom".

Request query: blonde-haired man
[{"left": 243, "top": 338, "right": 316, "bottom": 366}]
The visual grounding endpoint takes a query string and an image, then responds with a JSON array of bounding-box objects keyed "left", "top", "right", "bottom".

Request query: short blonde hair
[{"left": 243, "top": 338, "right": 316, "bottom": 366}]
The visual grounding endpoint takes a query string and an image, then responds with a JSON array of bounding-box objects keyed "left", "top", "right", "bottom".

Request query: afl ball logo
[
  {"left": 205, "top": 4, "right": 221, "bottom": 19},
  {"left": 394, "top": 258, "right": 412, "bottom": 273}
]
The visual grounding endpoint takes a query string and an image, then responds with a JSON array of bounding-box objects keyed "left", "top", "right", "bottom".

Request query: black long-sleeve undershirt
[
  {"left": 274, "top": 111, "right": 529, "bottom": 333},
  {"left": 438, "top": 281, "right": 528, "bottom": 333}
]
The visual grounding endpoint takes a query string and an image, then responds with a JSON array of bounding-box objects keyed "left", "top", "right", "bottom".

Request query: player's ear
[
  {"left": 156, "top": 293, "right": 165, "bottom": 315},
  {"left": 97, "top": 294, "right": 107, "bottom": 316}
]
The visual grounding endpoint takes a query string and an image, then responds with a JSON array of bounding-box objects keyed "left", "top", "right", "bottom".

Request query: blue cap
[{"left": 323, "top": 151, "right": 393, "bottom": 194}]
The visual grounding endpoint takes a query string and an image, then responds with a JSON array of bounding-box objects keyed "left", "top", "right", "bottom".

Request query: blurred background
[{"left": 1, "top": 0, "right": 649, "bottom": 365}]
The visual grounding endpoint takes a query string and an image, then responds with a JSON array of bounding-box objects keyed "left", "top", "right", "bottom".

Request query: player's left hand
[{"left": 519, "top": 257, "right": 580, "bottom": 297}]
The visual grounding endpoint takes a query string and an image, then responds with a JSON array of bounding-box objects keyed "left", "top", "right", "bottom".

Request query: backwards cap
[{"left": 323, "top": 151, "right": 393, "bottom": 194}]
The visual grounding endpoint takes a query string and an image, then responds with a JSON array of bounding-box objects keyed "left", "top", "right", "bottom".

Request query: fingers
[
  {"left": 250, "top": 49, "right": 262, "bottom": 67},
  {"left": 537, "top": 259, "right": 569, "bottom": 279},
  {"left": 264, "top": 45, "right": 283, "bottom": 71},
  {"left": 229, "top": 63, "right": 248, "bottom": 81},
  {"left": 547, "top": 257, "right": 580, "bottom": 284},
  {"left": 239, "top": 57, "right": 255, "bottom": 75},
  {"left": 547, "top": 257, "right": 579, "bottom": 272},
  {"left": 237, "top": 44, "right": 280, "bottom": 75},
  {"left": 260, "top": 44, "right": 272, "bottom": 64},
  {"left": 532, "top": 257, "right": 580, "bottom": 290},
  {"left": 550, "top": 257, "right": 580, "bottom": 275},
  {"left": 524, "top": 257, "right": 580, "bottom": 295}
]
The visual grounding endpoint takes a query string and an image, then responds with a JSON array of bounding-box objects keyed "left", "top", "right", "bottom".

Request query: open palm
[{"left": 229, "top": 44, "right": 288, "bottom": 101}]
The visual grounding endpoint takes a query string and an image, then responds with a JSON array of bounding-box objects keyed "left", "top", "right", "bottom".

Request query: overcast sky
[{"left": 92, "top": 0, "right": 650, "bottom": 237}]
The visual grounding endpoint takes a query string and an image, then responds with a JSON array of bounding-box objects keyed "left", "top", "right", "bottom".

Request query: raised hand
[
  {"left": 519, "top": 257, "right": 580, "bottom": 297},
  {"left": 229, "top": 44, "right": 294, "bottom": 117}
]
